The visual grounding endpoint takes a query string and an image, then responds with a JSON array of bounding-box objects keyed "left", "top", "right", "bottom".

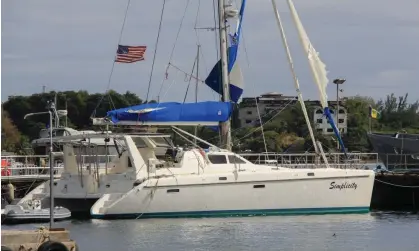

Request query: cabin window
[
  {"left": 245, "top": 120, "right": 252, "bottom": 124},
  {"left": 316, "top": 119, "right": 323, "bottom": 123},
  {"left": 316, "top": 109, "right": 323, "bottom": 114},
  {"left": 327, "top": 128, "right": 334, "bottom": 132},
  {"left": 208, "top": 155, "right": 228, "bottom": 164},
  {"left": 228, "top": 155, "right": 246, "bottom": 164},
  {"left": 52, "top": 129, "right": 66, "bottom": 137},
  {"left": 246, "top": 110, "right": 252, "bottom": 115},
  {"left": 132, "top": 137, "right": 147, "bottom": 148},
  {"left": 338, "top": 119, "right": 345, "bottom": 123},
  {"left": 150, "top": 137, "right": 172, "bottom": 147},
  {"left": 339, "top": 109, "right": 345, "bottom": 114}
]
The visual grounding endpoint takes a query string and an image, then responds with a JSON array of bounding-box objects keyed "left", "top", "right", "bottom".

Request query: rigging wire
[
  {"left": 145, "top": 0, "right": 167, "bottom": 102},
  {"left": 193, "top": 0, "right": 218, "bottom": 102},
  {"left": 91, "top": 0, "right": 132, "bottom": 118},
  {"left": 157, "top": 71, "right": 179, "bottom": 106},
  {"left": 167, "top": 0, "right": 191, "bottom": 66},
  {"left": 255, "top": 98, "right": 269, "bottom": 155},
  {"left": 168, "top": 63, "right": 204, "bottom": 83},
  {"left": 156, "top": 0, "right": 191, "bottom": 102},
  {"left": 183, "top": 55, "right": 198, "bottom": 103},
  {"left": 193, "top": 0, "right": 208, "bottom": 76},
  {"left": 233, "top": 99, "right": 296, "bottom": 144},
  {"left": 205, "top": 99, "right": 296, "bottom": 146},
  {"left": 212, "top": 0, "right": 220, "bottom": 62}
]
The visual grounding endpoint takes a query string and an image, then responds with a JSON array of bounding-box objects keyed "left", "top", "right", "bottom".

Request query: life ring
[
  {"left": 37, "top": 241, "right": 69, "bottom": 251},
  {"left": 1, "top": 159, "right": 11, "bottom": 168},
  {"left": 1, "top": 169, "right": 11, "bottom": 176}
]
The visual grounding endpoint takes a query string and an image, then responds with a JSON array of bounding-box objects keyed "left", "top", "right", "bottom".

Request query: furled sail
[
  {"left": 287, "top": 0, "right": 347, "bottom": 154},
  {"left": 104, "top": 101, "right": 232, "bottom": 126},
  {"left": 205, "top": 0, "right": 246, "bottom": 103}
]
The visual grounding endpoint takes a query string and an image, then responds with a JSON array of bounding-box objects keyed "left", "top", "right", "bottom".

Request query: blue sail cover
[
  {"left": 205, "top": 0, "right": 246, "bottom": 103},
  {"left": 324, "top": 107, "right": 347, "bottom": 155},
  {"left": 106, "top": 101, "right": 233, "bottom": 125}
]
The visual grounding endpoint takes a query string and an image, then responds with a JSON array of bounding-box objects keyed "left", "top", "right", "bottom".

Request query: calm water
[{"left": 3, "top": 211, "right": 419, "bottom": 251}]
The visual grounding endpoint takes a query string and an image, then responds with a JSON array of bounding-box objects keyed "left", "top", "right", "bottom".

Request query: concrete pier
[{"left": 1, "top": 228, "right": 78, "bottom": 251}]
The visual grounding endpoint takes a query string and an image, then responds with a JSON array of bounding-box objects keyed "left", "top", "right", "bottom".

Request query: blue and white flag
[{"left": 205, "top": 0, "right": 246, "bottom": 103}]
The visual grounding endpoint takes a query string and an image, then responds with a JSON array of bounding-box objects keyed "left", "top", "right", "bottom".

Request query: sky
[{"left": 2, "top": 0, "right": 419, "bottom": 104}]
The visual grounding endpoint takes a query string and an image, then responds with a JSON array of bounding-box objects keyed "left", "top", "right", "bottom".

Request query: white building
[{"left": 238, "top": 92, "right": 347, "bottom": 135}]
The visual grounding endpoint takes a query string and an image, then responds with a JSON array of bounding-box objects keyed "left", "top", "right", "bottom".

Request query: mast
[
  {"left": 270, "top": 0, "right": 319, "bottom": 154},
  {"left": 218, "top": 0, "right": 232, "bottom": 151},
  {"left": 194, "top": 45, "right": 200, "bottom": 144}
]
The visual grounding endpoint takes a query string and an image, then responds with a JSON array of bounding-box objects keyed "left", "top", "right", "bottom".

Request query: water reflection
[{"left": 3, "top": 212, "right": 419, "bottom": 251}]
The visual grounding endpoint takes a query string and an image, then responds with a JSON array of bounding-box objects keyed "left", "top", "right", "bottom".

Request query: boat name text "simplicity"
[{"left": 329, "top": 181, "right": 357, "bottom": 190}]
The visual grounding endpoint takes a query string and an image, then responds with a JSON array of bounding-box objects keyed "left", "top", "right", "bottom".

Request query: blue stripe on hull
[{"left": 91, "top": 207, "right": 370, "bottom": 220}]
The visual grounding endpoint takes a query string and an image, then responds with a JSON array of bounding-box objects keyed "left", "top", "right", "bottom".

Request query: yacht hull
[{"left": 91, "top": 169, "right": 375, "bottom": 219}]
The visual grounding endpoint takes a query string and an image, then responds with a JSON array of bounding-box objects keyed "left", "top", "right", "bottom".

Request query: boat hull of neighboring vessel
[
  {"left": 91, "top": 169, "right": 375, "bottom": 219},
  {"left": 367, "top": 132, "right": 419, "bottom": 170}
]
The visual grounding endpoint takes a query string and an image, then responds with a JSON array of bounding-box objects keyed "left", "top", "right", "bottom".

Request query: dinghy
[{"left": 2, "top": 200, "right": 71, "bottom": 224}]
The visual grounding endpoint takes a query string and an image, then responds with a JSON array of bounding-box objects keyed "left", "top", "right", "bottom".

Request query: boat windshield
[{"left": 150, "top": 137, "right": 173, "bottom": 147}]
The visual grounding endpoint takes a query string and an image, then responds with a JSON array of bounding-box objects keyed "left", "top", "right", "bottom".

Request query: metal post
[
  {"left": 218, "top": 0, "right": 232, "bottom": 151},
  {"left": 333, "top": 78, "right": 345, "bottom": 150},
  {"left": 48, "top": 110, "right": 54, "bottom": 229},
  {"left": 54, "top": 93, "right": 59, "bottom": 128},
  {"left": 105, "top": 124, "right": 109, "bottom": 175},
  {"left": 336, "top": 82, "right": 339, "bottom": 150},
  {"left": 24, "top": 109, "right": 55, "bottom": 229}
]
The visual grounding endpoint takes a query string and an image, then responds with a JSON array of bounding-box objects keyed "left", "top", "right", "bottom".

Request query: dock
[{"left": 1, "top": 228, "right": 78, "bottom": 251}]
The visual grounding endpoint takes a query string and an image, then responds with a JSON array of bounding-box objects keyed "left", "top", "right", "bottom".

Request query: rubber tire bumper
[{"left": 37, "top": 241, "right": 69, "bottom": 251}]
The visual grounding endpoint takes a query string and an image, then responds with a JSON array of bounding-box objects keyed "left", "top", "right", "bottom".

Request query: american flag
[{"left": 115, "top": 45, "right": 146, "bottom": 63}]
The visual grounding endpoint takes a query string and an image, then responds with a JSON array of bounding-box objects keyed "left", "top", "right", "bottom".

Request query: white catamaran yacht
[{"left": 90, "top": 127, "right": 374, "bottom": 219}]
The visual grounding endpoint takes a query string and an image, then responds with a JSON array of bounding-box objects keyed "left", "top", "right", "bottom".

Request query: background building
[{"left": 238, "top": 92, "right": 347, "bottom": 135}]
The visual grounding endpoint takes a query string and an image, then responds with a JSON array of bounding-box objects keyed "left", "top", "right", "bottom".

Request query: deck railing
[
  {"left": 1, "top": 152, "right": 381, "bottom": 181},
  {"left": 239, "top": 152, "right": 380, "bottom": 169},
  {"left": 0, "top": 155, "right": 115, "bottom": 180}
]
